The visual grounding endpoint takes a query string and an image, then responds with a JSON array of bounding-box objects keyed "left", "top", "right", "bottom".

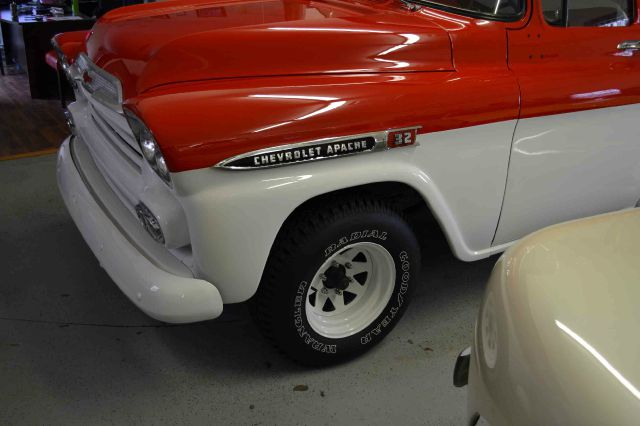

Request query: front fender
[
  {"left": 129, "top": 68, "right": 519, "bottom": 173},
  {"left": 172, "top": 118, "right": 516, "bottom": 303}
]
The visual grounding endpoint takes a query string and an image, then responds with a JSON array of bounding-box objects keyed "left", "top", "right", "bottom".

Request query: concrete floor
[{"left": 0, "top": 154, "right": 497, "bottom": 425}]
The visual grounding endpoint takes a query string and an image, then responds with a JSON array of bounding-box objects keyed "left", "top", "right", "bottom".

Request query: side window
[
  {"left": 541, "top": 0, "right": 634, "bottom": 27},
  {"left": 541, "top": 0, "right": 564, "bottom": 26}
]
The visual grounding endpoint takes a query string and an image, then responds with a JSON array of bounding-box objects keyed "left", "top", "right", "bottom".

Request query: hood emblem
[{"left": 82, "top": 71, "right": 93, "bottom": 85}]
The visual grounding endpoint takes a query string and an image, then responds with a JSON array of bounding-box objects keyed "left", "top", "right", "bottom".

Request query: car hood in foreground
[
  {"left": 85, "top": 0, "right": 453, "bottom": 98},
  {"left": 478, "top": 209, "right": 640, "bottom": 425}
]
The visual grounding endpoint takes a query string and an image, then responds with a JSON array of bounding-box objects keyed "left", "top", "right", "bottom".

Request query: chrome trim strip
[
  {"left": 618, "top": 40, "right": 640, "bottom": 50},
  {"left": 51, "top": 37, "right": 71, "bottom": 74},
  {"left": 215, "top": 127, "right": 421, "bottom": 170}
]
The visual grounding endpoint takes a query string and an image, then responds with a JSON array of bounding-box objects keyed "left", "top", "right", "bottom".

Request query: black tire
[{"left": 251, "top": 197, "right": 421, "bottom": 366}]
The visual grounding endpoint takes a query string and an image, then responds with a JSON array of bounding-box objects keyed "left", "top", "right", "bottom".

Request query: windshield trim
[{"left": 414, "top": 0, "right": 527, "bottom": 22}]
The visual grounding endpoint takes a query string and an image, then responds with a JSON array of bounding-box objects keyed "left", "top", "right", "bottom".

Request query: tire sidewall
[{"left": 279, "top": 210, "right": 420, "bottom": 363}]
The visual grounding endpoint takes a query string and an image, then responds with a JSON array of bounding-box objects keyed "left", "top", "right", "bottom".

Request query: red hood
[{"left": 86, "top": 0, "right": 453, "bottom": 98}]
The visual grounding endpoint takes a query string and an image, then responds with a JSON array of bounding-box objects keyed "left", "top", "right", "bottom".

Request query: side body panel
[
  {"left": 494, "top": 104, "right": 640, "bottom": 245},
  {"left": 494, "top": 2, "right": 640, "bottom": 244}
]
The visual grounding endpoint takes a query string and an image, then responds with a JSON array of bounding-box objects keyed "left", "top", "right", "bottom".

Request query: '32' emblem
[{"left": 387, "top": 127, "right": 419, "bottom": 148}]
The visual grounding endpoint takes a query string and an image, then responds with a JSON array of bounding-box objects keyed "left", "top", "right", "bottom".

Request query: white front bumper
[{"left": 57, "top": 137, "right": 223, "bottom": 323}]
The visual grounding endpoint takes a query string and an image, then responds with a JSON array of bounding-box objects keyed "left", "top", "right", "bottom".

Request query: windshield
[{"left": 419, "top": 0, "right": 526, "bottom": 19}]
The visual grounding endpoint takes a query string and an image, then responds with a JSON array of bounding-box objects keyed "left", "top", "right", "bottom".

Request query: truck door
[{"left": 493, "top": 0, "right": 640, "bottom": 245}]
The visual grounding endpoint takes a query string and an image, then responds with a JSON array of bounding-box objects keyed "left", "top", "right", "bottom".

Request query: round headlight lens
[
  {"left": 124, "top": 108, "right": 172, "bottom": 186},
  {"left": 140, "top": 138, "right": 157, "bottom": 162}
]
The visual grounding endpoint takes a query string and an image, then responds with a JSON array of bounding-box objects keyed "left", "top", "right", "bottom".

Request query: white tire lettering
[
  {"left": 294, "top": 280, "right": 337, "bottom": 354},
  {"left": 360, "top": 250, "right": 411, "bottom": 345},
  {"left": 324, "top": 229, "right": 389, "bottom": 257}
]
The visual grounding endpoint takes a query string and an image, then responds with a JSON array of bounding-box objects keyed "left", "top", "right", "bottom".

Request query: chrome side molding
[{"left": 617, "top": 40, "right": 640, "bottom": 50}]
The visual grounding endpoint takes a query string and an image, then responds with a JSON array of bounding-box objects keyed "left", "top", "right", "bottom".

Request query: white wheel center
[{"left": 305, "top": 242, "right": 396, "bottom": 339}]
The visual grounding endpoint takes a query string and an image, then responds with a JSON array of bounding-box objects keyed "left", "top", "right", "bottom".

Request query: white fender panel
[{"left": 172, "top": 120, "right": 517, "bottom": 303}]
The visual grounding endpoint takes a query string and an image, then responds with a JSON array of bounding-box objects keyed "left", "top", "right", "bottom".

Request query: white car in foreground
[{"left": 455, "top": 209, "right": 640, "bottom": 426}]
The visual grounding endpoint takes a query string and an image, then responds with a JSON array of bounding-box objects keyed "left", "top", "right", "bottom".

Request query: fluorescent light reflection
[
  {"left": 556, "top": 320, "right": 640, "bottom": 400},
  {"left": 250, "top": 94, "right": 337, "bottom": 102},
  {"left": 266, "top": 174, "right": 312, "bottom": 189},
  {"left": 250, "top": 94, "right": 346, "bottom": 132},
  {"left": 571, "top": 89, "right": 621, "bottom": 100},
  {"left": 377, "top": 33, "right": 420, "bottom": 56},
  {"left": 269, "top": 27, "right": 389, "bottom": 34}
]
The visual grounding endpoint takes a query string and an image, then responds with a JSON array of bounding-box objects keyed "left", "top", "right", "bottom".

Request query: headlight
[
  {"left": 140, "top": 138, "right": 157, "bottom": 162},
  {"left": 124, "top": 109, "right": 172, "bottom": 186}
]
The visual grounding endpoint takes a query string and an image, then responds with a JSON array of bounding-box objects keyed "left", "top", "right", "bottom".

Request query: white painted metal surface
[
  {"left": 493, "top": 104, "right": 640, "bottom": 245},
  {"left": 173, "top": 120, "right": 517, "bottom": 303},
  {"left": 57, "top": 137, "right": 223, "bottom": 323}
]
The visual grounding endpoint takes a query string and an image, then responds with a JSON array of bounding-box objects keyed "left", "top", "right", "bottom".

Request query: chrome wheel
[{"left": 305, "top": 242, "right": 396, "bottom": 339}]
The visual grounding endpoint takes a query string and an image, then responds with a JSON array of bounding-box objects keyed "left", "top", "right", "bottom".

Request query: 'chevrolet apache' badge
[{"left": 215, "top": 127, "right": 420, "bottom": 170}]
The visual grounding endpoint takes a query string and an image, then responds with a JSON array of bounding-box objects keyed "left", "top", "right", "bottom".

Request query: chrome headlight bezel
[{"left": 124, "top": 109, "right": 173, "bottom": 187}]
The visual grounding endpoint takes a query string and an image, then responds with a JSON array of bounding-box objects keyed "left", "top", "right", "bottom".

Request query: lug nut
[
  {"left": 321, "top": 288, "right": 329, "bottom": 294},
  {"left": 335, "top": 289, "right": 342, "bottom": 295},
  {"left": 345, "top": 262, "right": 352, "bottom": 269},
  {"left": 319, "top": 274, "right": 326, "bottom": 281}
]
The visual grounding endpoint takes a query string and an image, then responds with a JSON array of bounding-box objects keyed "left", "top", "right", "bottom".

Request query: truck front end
[{"left": 55, "top": 43, "right": 225, "bottom": 323}]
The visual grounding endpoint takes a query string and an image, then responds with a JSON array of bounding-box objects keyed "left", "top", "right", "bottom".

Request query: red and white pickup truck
[{"left": 53, "top": 0, "right": 640, "bottom": 365}]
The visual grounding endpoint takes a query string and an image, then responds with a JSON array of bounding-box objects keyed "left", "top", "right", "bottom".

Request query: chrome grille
[
  {"left": 69, "top": 54, "right": 144, "bottom": 213},
  {"left": 89, "top": 110, "right": 141, "bottom": 173}
]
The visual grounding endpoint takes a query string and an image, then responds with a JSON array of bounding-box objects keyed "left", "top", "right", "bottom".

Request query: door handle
[{"left": 618, "top": 40, "right": 640, "bottom": 50}]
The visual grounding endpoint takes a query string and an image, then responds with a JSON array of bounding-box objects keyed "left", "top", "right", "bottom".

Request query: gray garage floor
[{"left": 0, "top": 154, "right": 497, "bottom": 425}]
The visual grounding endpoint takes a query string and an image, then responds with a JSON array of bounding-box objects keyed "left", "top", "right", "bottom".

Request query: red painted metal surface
[
  {"left": 52, "top": 30, "right": 90, "bottom": 64},
  {"left": 508, "top": 1, "right": 640, "bottom": 118},
  {"left": 52, "top": 0, "right": 640, "bottom": 172},
  {"left": 85, "top": 0, "right": 454, "bottom": 99},
  {"left": 128, "top": 65, "right": 520, "bottom": 172}
]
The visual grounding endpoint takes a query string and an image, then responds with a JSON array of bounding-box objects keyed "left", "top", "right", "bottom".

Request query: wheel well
[{"left": 281, "top": 182, "right": 453, "bottom": 257}]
